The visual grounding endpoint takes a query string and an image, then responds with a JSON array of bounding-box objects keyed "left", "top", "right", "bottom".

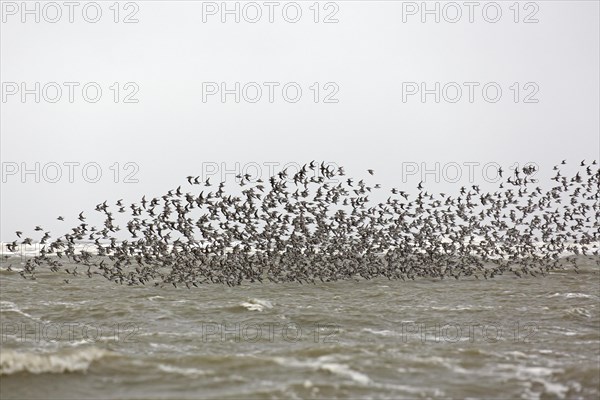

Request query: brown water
[{"left": 1, "top": 259, "right": 599, "bottom": 399}]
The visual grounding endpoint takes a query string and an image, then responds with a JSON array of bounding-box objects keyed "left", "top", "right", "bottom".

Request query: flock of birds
[{"left": 4, "top": 160, "right": 599, "bottom": 287}]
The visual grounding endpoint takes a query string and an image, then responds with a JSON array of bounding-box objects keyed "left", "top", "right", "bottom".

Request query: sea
[{"left": 1, "top": 258, "right": 599, "bottom": 399}]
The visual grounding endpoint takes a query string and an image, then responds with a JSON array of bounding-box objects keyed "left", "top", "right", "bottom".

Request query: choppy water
[{"left": 1, "top": 259, "right": 599, "bottom": 399}]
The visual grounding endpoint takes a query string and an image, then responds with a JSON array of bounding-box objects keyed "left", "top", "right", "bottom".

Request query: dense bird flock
[{"left": 4, "top": 160, "right": 599, "bottom": 287}]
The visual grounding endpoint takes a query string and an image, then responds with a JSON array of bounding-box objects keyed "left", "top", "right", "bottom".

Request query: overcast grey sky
[{"left": 1, "top": 0, "right": 599, "bottom": 240}]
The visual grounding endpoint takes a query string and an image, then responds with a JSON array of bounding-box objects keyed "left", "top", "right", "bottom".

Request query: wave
[
  {"left": 157, "top": 363, "right": 211, "bottom": 377},
  {"left": 0, "top": 301, "right": 41, "bottom": 322},
  {"left": 0, "top": 347, "right": 112, "bottom": 375},
  {"left": 240, "top": 298, "right": 273, "bottom": 312},
  {"left": 271, "top": 355, "right": 371, "bottom": 385},
  {"left": 549, "top": 292, "right": 595, "bottom": 299}
]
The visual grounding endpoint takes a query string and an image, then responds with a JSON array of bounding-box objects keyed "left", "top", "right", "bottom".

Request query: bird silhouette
[{"left": 6, "top": 160, "right": 598, "bottom": 287}]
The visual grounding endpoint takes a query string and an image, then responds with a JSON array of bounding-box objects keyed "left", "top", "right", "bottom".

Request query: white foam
[
  {"left": 0, "top": 301, "right": 41, "bottom": 322},
  {"left": 362, "top": 328, "right": 395, "bottom": 337},
  {"left": 539, "top": 380, "right": 569, "bottom": 398},
  {"left": 565, "top": 293, "right": 594, "bottom": 299},
  {"left": 0, "top": 347, "right": 111, "bottom": 375},
  {"left": 157, "top": 364, "right": 211, "bottom": 377},
  {"left": 513, "top": 364, "right": 569, "bottom": 398},
  {"left": 0, "top": 265, "right": 22, "bottom": 272},
  {"left": 376, "top": 382, "right": 445, "bottom": 397},
  {"left": 549, "top": 292, "right": 594, "bottom": 299},
  {"left": 272, "top": 356, "right": 371, "bottom": 385},
  {"left": 505, "top": 351, "right": 529, "bottom": 359},
  {"left": 319, "top": 362, "right": 372, "bottom": 384},
  {"left": 567, "top": 307, "right": 592, "bottom": 318},
  {"left": 240, "top": 298, "right": 273, "bottom": 312}
]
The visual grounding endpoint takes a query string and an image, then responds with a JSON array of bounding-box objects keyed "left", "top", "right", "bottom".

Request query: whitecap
[
  {"left": 362, "top": 328, "right": 395, "bottom": 337},
  {"left": 0, "top": 347, "right": 111, "bottom": 375},
  {"left": 157, "top": 364, "right": 211, "bottom": 377},
  {"left": 240, "top": 298, "right": 273, "bottom": 312},
  {"left": 0, "top": 301, "right": 40, "bottom": 321},
  {"left": 319, "top": 362, "right": 372, "bottom": 384},
  {"left": 549, "top": 292, "right": 594, "bottom": 299},
  {"left": 271, "top": 356, "right": 371, "bottom": 385},
  {"left": 565, "top": 293, "right": 593, "bottom": 299},
  {"left": 537, "top": 380, "right": 569, "bottom": 399}
]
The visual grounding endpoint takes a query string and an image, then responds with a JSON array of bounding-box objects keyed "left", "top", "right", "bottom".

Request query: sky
[{"left": 1, "top": 0, "right": 599, "bottom": 241}]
